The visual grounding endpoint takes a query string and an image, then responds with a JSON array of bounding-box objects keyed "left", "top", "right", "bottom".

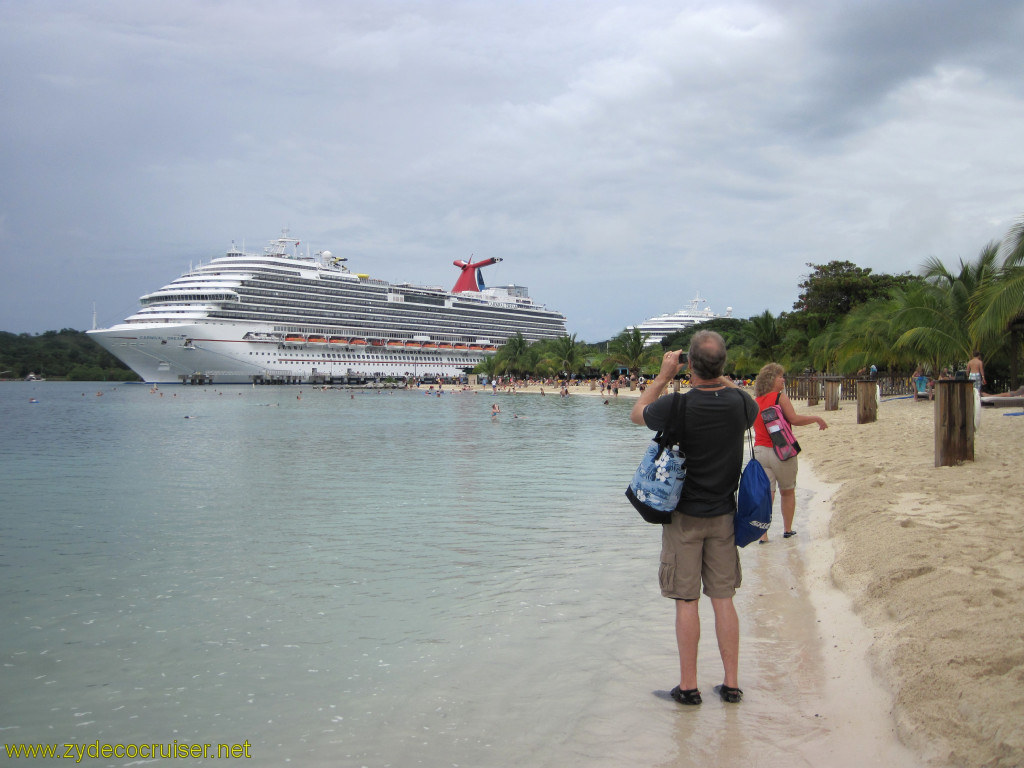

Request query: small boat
[
  {"left": 284, "top": 334, "right": 305, "bottom": 343},
  {"left": 438, "top": 342, "right": 453, "bottom": 350},
  {"left": 469, "top": 344, "right": 484, "bottom": 351},
  {"left": 484, "top": 345, "right": 497, "bottom": 352},
  {"left": 405, "top": 341, "right": 422, "bottom": 349},
  {"left": 350, "top": 338, "right": 368, "bottom": 346},
  {"left": 329, "top": 337, "right": 349, "bottom": 345},
  {"left": 307, "top": 335, "right": 328, "bottom": 344},
  {"left": 453, "top": 343, "right": 469, "bottom": 351},
  {"left": 369, "top": 339, "right": 385, "bottom": 347},
  {"left": 422, "top": 342, "right": 438, "bottom": 350},
  {"left": 386, "top": 340, "right": 404, "bottom": 348}
]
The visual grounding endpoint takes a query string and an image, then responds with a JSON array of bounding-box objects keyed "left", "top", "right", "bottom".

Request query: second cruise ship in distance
[
  {"left": 627, "top": 293, "right": 732, "bottom": 346},
  {"left": 87, "top": 233, "right": 568, "bottom": 384}
]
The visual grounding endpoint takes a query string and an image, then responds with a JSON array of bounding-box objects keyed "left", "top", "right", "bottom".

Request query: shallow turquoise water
[
  {"left": 2, "top": 382, "right": 919, "bottom": 768},
  {"left": 1, "top": 382, "right": 677, "bottom": 766}
]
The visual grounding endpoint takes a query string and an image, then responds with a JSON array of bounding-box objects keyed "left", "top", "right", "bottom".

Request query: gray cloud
[{"left": 2, "top": 0, "right": 1023, "bottom": 341}]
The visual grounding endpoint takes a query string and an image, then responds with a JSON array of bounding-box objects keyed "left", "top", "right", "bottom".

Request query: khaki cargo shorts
[{"left": 659, "top": 512, "right": 741, "bottom": 600}]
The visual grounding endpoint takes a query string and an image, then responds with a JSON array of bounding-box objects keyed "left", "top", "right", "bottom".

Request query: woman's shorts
[
  {"left": 659, "top": 512, "right": 742, "bottom": 600},
  {"left": 753, "top": 444, "right": 798, "bottom": 494}
]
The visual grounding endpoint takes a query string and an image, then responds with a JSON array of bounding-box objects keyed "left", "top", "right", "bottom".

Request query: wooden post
[
  {"left": 808, "top": 376, "right": 819, "bottom": 406},
  {"left": 935, "top": 380, "right": 975, "bottom": 466},
  {"left": 856, "top": 380, "right": 877, "bottom": 424},
  {"left": 672, "top": 379, "right": 680, "bottom": 393},
  {"left": 824, "top": 378, "right": 840, "bottom": 411}
]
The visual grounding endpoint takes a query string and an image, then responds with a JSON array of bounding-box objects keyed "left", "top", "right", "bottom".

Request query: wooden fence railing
[{"left": 786, "top": 376, "right": 918, "bottom": 401}]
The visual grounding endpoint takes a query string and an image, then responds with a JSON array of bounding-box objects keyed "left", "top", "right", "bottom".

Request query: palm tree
[
  {"left": 886, "top": 282, "right": 968, "bottom": 374},
  {"left": 533, "top": 334, "right": 583, "bottom": 378},
  {"left": 549, "top": 333, "right": 582, "bottom": 376},
  {"left": 747, "top": 310, "right": 783, "bottom": 363},
  {"left": 495, "top": 332, "right": 531, "bottom": 376},
  {"left": 883, "top": 241, "right": 1001, "bottom": 373},
  {"left": 824, "top": 238, "right": 1010, "bottom": 377},
  {"left": 972, "top": 217, "right": 1024, "bottom": 355},
  {"left": 604, "top": 327, "right": 653, "bottom": 387},
  {"left": 807, "top": 322, "right": 847, "bottom": 374},
  {"left": 474, "top": 353, "right": 499, "bottom": 379},
  {"left": 832, "top": 297, "right": 906, "bottom": 373}
]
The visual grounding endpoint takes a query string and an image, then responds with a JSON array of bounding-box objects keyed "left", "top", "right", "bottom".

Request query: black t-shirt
[{"left": 643, "top": 388, "right": 758, "bottom": 517}]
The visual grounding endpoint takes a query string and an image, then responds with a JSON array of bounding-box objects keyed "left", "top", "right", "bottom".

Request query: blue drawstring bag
[{"left": 735, "top": 431, "right": 772, "bottom": 546}]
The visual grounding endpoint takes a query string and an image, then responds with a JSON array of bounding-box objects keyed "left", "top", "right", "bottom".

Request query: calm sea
[{"left": 0, "top": 382, "right": 909, "bottom": 768}]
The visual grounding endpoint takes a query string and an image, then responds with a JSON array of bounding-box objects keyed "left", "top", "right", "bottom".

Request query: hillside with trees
[{"left": 0, "top": 329, "right": 138, "bottom": 381}]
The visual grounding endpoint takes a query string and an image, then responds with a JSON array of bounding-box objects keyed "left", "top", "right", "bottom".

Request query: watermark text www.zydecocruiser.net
[{"left": 5, "top": 740, "right": 252, "bottom": 762}]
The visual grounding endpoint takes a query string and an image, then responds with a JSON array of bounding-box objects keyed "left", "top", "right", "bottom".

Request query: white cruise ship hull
[{"left": 88, "top": 322, "right": 494, "bottom": 384}]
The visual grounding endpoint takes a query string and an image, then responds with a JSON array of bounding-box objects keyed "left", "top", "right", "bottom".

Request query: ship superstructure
[
  {"left": 628, "top": 293, "right": 732, "bottom": 346},
  {"left": 88, "top": 235, "right": 567, "bottom": 384}
]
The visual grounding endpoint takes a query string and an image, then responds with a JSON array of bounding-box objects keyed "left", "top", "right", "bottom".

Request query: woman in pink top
[{"left": 752, "top": 363, "right": 828, "bottom": 542}]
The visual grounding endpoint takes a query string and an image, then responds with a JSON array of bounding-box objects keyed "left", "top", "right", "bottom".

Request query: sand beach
[
  {"left": 484, "top": 382, "right": 1023, "bottom": 768},
  {"left": 796, "top": 393, "right": 1024, "bottom": 768}
]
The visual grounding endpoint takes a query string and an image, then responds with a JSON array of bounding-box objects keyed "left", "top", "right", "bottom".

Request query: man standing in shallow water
[{"left": 630, "top": 330, "right": 758, "bottom": 705}]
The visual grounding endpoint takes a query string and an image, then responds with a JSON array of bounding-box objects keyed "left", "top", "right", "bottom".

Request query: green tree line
[
  {"left": 479, "top": 213, "right": 1024, "bottom": 387},
  {"left": 0, "top": 329, "right": 139, "bottom": 381}
]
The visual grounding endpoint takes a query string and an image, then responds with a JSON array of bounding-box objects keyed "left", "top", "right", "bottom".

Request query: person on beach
[
  {"left": 630, "top": 331, "right": 758, "bottom": 706},
  {"left": 752, "top": 363, "right": 828, "bottom": 542},
  {"left": 912, "top": 365, "right": 934, "bottom": 401},
  {"left": 966, "top": 351, "right": 985, "bottom": 393},
  {"left": 983, "top": 384, "right": 1024, "bottom": 397}
]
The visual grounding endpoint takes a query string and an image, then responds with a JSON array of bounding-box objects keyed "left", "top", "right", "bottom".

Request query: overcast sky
[{"left": 3, "top": 0, "right": 1024, "bottom": 342}]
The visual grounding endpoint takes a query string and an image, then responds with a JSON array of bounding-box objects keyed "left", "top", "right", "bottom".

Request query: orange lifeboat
[
  {"left": 350, "top": 338, "right": 368, "bottom": 346},
  {"left": 422, "top": 342, "right": 438, "bottom": 350},
  {"left": 329, "top": 337, "right": 349, "bottom": 345},
  {"left": 307, "top": 335, "right": 327, "bottom": 344},
  {"left": 285, "top": 334, "right": 305, "bottom": 343},
  {"left": 386, "top": 340, "right": 403, "bottom": 348},
  {"left": 438, "top": 342, "right": 453, "bottom": 350},
  {"left": 405, "top": 341, "right": 422, "bottom": 349}
]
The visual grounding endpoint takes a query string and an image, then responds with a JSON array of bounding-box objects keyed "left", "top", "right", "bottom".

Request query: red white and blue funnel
[{"left": 451, "top": 257, "right": 502, "bottom": 293}]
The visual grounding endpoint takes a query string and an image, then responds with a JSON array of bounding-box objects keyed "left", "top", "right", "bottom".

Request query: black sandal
[
  {"left": 783, "top": 530, "right": 797, "bottom": 539},
  {"left": 670, "top": 686, "right": 702, "bottom": 705},
  {"left": 716, "top": 684, "right": 743, "bottom": 703}
]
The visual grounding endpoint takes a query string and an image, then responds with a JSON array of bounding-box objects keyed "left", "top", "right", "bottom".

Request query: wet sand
[
  {"left": 641, "top": 463, "right": 924, "bottom": 768},
  {"left": 483, "top": 383, "right": 1023, "bottom": 767}
]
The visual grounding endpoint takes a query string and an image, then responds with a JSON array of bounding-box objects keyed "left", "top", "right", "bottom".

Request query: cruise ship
[
  {"left": 627, "top": 293, "right": 732, "bottom": 346},
  {"left": 87, "top": 234, "right": 567, "bottom": 384}
]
